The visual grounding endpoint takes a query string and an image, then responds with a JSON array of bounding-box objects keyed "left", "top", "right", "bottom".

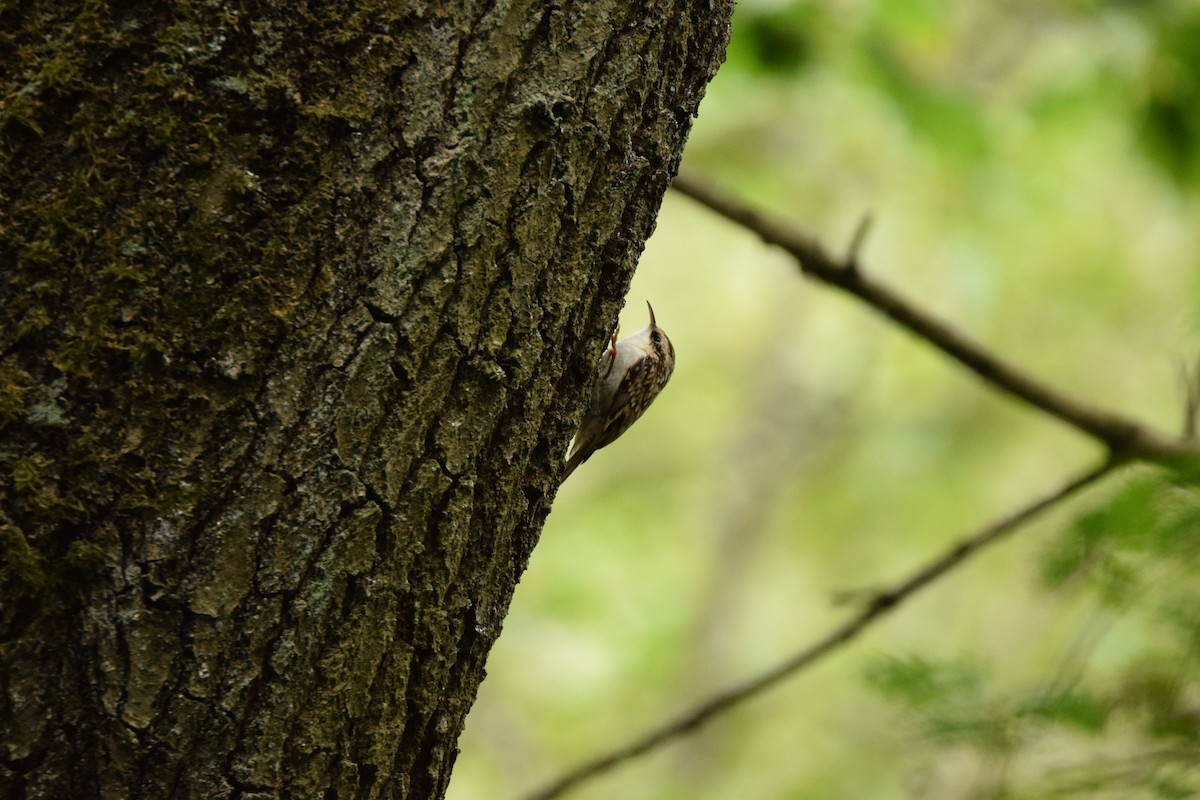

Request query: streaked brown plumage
[{"left": 562, "top": 301, "right": 676, "bottom": 482}]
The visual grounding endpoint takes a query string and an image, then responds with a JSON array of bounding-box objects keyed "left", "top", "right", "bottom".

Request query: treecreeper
[{"left": 562, "top": 301, "right": 676, "bottom": 482}]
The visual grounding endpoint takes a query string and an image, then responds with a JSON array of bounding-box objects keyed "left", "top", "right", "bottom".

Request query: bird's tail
[{"left": 560, "top": 448, "right": 588, "bottom": 484}]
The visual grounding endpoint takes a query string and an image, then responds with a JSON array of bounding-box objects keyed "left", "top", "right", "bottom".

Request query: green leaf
[
  {"left": 1026, "top": 689, "right": 1109, "bottom": 734},
  {"left": 864, "top": 654, "right": 983, "bottom": 708}
]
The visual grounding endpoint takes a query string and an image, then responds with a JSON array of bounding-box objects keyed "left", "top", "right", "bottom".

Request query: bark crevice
[{"left": 0, "top": 1, "right": 732, "bottom": 796}]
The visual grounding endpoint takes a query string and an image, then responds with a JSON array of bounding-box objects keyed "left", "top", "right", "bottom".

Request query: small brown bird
[{"left": 562, "top": 301, "right": 676, "bottom": 482}]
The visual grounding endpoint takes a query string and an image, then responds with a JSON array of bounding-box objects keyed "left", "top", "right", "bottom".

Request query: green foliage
[
  {"left": 866, "top": 654, "right": 985, "bottom": 710},
  {"left": 869, "top": 471, "right": 1200, "bottom": 797},
  {"left": 1134, "top": 4, "right": 1200, "bottom": 185},
  {"left": 1027, "top": 688, "right": 1109, "bottom": 734},
  {"left": 867, "top": 655, "right": 1022, "bottom": 751},
  {"left": 1042, "top": 475, "right": 1200, "bottom": 602},
  {"left": 862, "top": 34, "right": 990, "bottom": 162},
  {"left": 727, "top": 4, "right": 819, "bottom": 77},
  {"left": 451, "top": 2, "right": 1200, "bottom": 798}
]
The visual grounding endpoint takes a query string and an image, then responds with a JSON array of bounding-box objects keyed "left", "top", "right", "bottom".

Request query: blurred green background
[{"left": 450, "top": 1, "right": 1200, "bottom": 798}]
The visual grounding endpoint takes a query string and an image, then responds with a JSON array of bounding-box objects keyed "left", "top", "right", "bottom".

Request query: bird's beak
[{"left": 646, "top": 300, "right": 656, "bottom": 328}]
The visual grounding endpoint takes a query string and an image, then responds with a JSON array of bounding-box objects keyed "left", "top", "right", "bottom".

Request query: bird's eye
[{"left": 651, "top": 331, "right": 662, "bottom": 344}]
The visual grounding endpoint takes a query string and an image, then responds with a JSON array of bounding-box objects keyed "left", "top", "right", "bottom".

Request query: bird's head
[{"left": 627, "top": 300, "right": 675, "bottom": 375}]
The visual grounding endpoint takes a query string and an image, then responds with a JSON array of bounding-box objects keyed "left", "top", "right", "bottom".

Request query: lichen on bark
[{"left": 0, "top": 1, "right": 732, "bottom": 796}]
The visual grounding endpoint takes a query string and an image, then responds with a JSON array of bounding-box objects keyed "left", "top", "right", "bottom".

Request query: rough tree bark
[{"left": 0, "top": 2, "right": 731, "bottom": 797}]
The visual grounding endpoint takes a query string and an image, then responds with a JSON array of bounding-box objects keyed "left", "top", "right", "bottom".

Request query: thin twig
[
  {"left": 844, "top": 212, "right": 874, "bottom": 273},
  {"left": 521, "top": 459, "right": 1117, "bottom": 800},
  {"left": 522, "top": 173, "right": 1196, "bottom": 798},
  {"left": 1180, "top": 356, "right": 1200, "bottom": 440},
  {"left": 670, "top": 171, "right": 1200, "bottom": 472}
]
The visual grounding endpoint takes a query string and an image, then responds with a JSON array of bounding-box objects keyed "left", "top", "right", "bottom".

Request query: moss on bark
[{"left": 0, "top": 1, "right": 731, "bottom": 796}]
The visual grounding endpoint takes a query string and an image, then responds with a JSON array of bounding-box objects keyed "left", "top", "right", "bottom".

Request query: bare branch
[
  {"left": 670, "top": 171, "right": 1200, "bottom": 472},
  {"left": 521, "top": 460, "right": 1118, "bottom": 800},
  {"left": 520, "top": 173, "right": 1197, "bottom": 799}
]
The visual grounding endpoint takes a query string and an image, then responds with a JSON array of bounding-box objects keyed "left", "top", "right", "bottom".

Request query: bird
[{"left": 561, "top": 301, "right": 676, "bottom": 482}]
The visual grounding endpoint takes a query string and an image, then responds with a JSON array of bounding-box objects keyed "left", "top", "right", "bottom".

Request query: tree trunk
[{"left": 0, "top": 2, "right": 730, "bottom": 797}]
